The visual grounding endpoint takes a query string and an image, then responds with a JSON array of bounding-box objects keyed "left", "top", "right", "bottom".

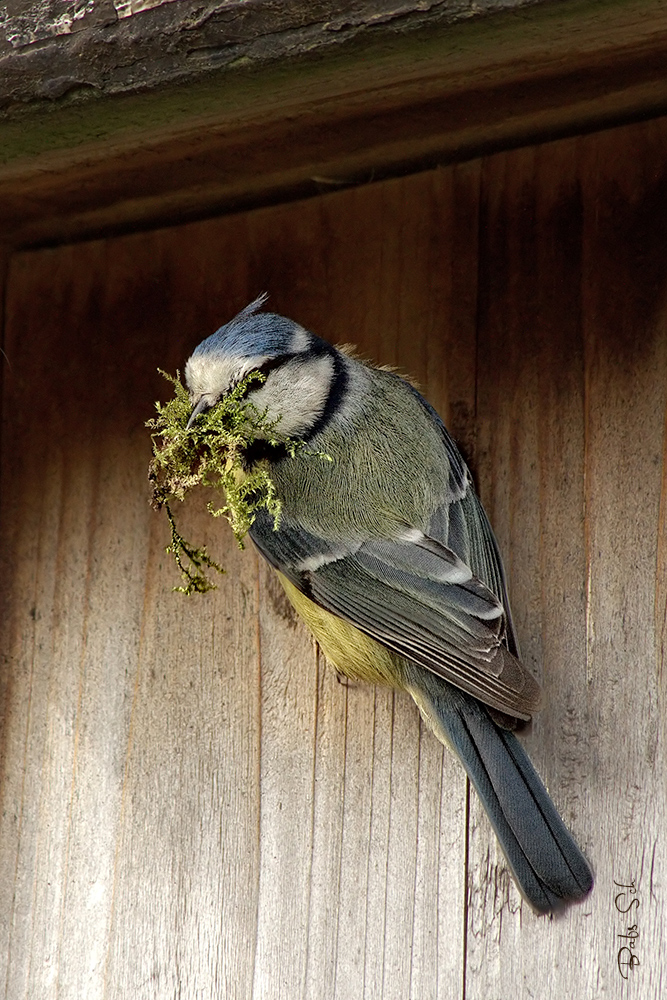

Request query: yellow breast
[{"left": 276, "top": 571, "right": 406, "bottom": 689}]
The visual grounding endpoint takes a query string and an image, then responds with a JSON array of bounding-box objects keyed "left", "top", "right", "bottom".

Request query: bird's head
[{"left": 184, "top": 294, "right": 341, "bottom": 440}]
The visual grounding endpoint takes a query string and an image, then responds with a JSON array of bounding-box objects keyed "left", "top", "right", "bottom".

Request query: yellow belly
[{"left": 276, "top": 571, "right": 406, "bottom": 689}]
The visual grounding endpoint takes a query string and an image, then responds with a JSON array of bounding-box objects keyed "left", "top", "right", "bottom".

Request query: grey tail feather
[
  {"left": 407, "top": 673, "right": 594, "bottom": 913},
  {"left": 234, "top": 292, "right": 269, "bottom": 322}
]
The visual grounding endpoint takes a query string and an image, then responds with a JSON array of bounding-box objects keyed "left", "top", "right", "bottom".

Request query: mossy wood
[{"left": 3, "top": 0, "right": 667, "bottom": 249}]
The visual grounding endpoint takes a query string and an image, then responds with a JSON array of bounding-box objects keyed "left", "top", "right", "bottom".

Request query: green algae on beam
[{"left": 1, "top": 0, "right": 663, "bottom": 169}]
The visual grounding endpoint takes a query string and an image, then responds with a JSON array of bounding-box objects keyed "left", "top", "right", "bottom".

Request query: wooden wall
[{"left": 1, "top": 114, "right": 666, "bottom": 999}]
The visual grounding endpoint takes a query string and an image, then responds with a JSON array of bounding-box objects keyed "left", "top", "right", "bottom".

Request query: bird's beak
[{"left": 186, "top": 396, "right": 211, "bottom": 430}]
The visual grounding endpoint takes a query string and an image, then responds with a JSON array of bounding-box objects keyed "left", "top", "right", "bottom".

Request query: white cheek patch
[{"left": 250, "top": 354, "right": 335, "bottom": 437}]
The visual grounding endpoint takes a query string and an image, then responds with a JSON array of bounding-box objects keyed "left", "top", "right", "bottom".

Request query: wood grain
[
  {"left": 0, "top": 168, "right": 479, "bottom": 999},
  {"left": 5, "top": 1, "right": 667, "bottom": 250},
  {"left": 579, "top": 119, "right": 667, "bottom": 1000},
  {"left": 1, "top": 119, "right": 666, "bottom": 998},
  {"left": 472, "top": 135, "right": 593, "bottom": 998}
]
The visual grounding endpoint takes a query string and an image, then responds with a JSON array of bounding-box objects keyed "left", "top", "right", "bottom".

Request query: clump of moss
[{"left": 147, "top": 370, "right": 291, "bottom": 595}]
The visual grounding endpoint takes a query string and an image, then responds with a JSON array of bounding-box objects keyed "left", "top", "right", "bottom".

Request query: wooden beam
[{"left": 2, "top": 0, "right": 667, "bottom": 248}]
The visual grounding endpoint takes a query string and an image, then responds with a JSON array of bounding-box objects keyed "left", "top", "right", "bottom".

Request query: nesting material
[{"left": 147, "top": 370, "right": 288, "bottom": 594}]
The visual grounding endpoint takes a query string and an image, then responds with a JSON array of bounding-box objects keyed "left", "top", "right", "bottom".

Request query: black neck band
[{"left": 300, "top": 343, "right": 348, "bottom": 444}]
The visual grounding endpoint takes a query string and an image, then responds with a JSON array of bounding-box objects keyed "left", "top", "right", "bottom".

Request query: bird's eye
[
  {"left": 234, "top": 355, "right": 295, "bottom": 397},
  {"left": 256, "top": 356, "right": 292, "bottom": 376}
]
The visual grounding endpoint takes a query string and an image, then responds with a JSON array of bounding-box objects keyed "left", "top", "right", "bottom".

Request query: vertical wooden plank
[
  {"left": 406, "top": 164, "right": 480, "bottom": 1000},
  {"left": 343, "top": 685, "right": 395, "bottom": 1000},
  {"left": 579, "top": 117, "right": 667, "bottom": 1000},
  {"left": 311, "top": 169, "right": 480, "bottom": 1000},
  {"left": 315, "top": 180, "right": 422, "bottom": 1000},
  {"left": 472, "top": 117, "right": 667, "bottom": 999},
  {"left": 237, "top": 189, "right": 327, "bottom": 1000},
  {"left": 103, "top": 505, "right": 261, "bottom": 1000},
  {"left": 249, "top": 561, "right": 320, "bottom": 1000},
  {"left": 0, "top": 226, "right": 265, "bottom": 1000},
  {"left": 302, "top": 654, "right": 347, "bottom": 1000},
  {"left": 656, "top": 357, "right": 667, "bottom": 1000},
  {"left": 471, "top": 136, "right": 597, "bottom": 993},
  {"left": 473, "top": 143, "right": 538, "bottom": 984},
  {"left": 0, "top": 243, "right": 157, "bottom": 1000},
  {"left": 99, "top": 217, "right": 263, "bottom": 1000}
]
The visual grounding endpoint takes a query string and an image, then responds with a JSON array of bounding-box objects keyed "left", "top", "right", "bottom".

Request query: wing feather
[{"left": 248, "top": 383, "right": 538, "bottom": 717}]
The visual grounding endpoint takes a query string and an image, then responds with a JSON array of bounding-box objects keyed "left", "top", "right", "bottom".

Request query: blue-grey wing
[
  {"left": 412, "top": 391, "right": 521, "bottom": 659},
  {"left": 249, "top": 508, "right": 541, "bottom": 719},
  {"left": 249, "top": 391, "right": 538, "bottom": 718}
]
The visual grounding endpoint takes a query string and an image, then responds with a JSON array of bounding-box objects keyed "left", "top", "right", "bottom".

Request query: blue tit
[{"left": 185, "top": 294, "right": 594, "bottom": 914}]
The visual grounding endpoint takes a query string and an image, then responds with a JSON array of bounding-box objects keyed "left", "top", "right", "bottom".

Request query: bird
[{"left": 184, "top": 293, "right": 594, "bottom": 913}]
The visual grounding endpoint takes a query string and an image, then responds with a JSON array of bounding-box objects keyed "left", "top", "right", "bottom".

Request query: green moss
[{"left": 147, "top": 370, "right": 294, "bottom": 595}]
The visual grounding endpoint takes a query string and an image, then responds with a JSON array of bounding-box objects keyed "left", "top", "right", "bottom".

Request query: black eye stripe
[
  {"left": 242, "top": 338, "right": 331, "bottom": 388},
  {"left": 254, "top": 354, "right": 296, "bottom": 378},
  {"left": 229, "top": 355, "right": 295, "bottom": 398}
]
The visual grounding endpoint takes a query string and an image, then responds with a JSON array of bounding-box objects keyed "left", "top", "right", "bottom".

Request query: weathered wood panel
[
  {"left": 470, "top": 123, "right": 667, "bottom": 997},
  {"left": 468, "top": 138, "right": 593, "bottom": 994},
  {"left": 579, "top": 120, "right": 667, "bottom": 1000},
  {"left": 0, "top": 166, "right": 479, "bottom": 1000},
  {"left": 5, "top": 0, "right": 667, "bottom": 251},
  {"left": 1, "top": 118, "right": 666, "bottom": 998}
]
